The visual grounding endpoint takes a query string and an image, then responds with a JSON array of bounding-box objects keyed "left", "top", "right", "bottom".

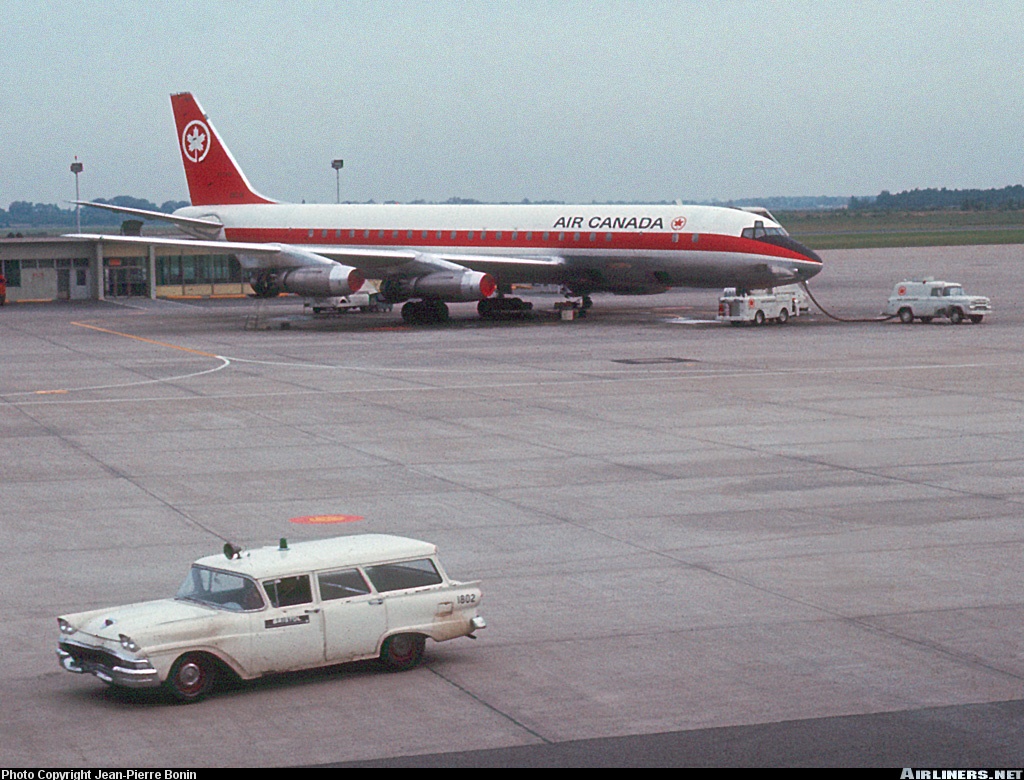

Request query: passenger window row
[{"left": 262, "top": 558, "right": 443, "bottom": 607}]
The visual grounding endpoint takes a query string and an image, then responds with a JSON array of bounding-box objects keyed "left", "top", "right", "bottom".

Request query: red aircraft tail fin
[{"left": 170, "top": 92, "right": 274, "bottom": 206}]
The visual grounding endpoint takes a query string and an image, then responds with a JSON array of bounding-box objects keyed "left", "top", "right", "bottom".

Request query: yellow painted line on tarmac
[{"left": 71, "top": 321, "right": 221, "bottom": 358}]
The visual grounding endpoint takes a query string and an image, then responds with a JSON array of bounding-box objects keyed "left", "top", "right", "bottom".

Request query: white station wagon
[{"left": 57, "top": 535, "right": 485, "bottom": 702}]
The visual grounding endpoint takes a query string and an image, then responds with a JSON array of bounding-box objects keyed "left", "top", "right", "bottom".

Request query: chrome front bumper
[{"left": 57, "top": 643, "right": 161, "bottom": 689}]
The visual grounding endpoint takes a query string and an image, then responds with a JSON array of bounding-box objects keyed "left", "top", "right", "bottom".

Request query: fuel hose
[{"left": 799, "top": 281, "right": 896, "bottom": 322}]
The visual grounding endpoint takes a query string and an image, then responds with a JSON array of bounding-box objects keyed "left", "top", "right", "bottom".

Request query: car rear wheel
[
  {"left": 380, "top": 634, "right": 426, "bottom": 672},
  {"left": 777, "top": 307, "right": 789, "bottom": 324},
  {"left": 166, "top": 653, "right": 216, "bottom": 703}
]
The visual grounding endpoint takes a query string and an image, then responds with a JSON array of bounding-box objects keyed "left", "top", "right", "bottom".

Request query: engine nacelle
[
  {"left": 276, "top": 264, "right": 365, "bottom": 297},
  {"left": 380, "top": 271, "right": 497, "bottom": 303}
]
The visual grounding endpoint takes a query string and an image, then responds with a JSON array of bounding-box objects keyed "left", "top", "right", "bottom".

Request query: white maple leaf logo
[
  {"left": 181, "top": 120, "right": 212, "bottom": 163},
  {"left": 186, "top": 127, "right": 206, "bottom": 154}
]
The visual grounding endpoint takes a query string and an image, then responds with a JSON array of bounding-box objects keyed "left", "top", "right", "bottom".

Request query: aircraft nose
[
  {"left": 754, "top": 232, "right": 822, "bottom": 268},
  {"left": 793, "top": 239, "right": 822, "bottom": 265},
  {"left": 761, "top": 234, "right": 822, "bottom": 280},
  {"left": 770, "top": 234, "right": 821, "bottom": 265}
]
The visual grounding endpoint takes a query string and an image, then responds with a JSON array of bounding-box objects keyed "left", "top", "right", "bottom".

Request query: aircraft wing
[
  {"left": 65, "top": 233, "right": 563, "bottom": 279},
  {"left": 71, "top": 201, "right": 225, "bottom": 237},
  {"left": 314, "top": 248, "right": 563, "bottom": 280}
]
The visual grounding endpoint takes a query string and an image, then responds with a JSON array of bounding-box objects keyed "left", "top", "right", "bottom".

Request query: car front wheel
[
  {"left": 898, "top": 308, "right": 914, "bottom": 324},
  {"left": 166, "top": 653, "right": 216, "bottom": 703},
  {"left": 380, "top": 634, "right": 426, "bottom": 672}
]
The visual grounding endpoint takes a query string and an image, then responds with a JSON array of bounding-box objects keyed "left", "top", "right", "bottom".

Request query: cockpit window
[{"left": 742, "top": 220, "right": 788, "bottom": 239}]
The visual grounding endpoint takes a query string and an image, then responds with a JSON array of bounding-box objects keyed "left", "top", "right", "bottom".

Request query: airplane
[{"left": 72, "top": 92, "right": 823, "bottom": 324}]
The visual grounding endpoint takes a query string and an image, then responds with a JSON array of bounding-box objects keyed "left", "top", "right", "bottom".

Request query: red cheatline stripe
[{"left": 222, "top": 228, "right": 821, "bottom": 263}]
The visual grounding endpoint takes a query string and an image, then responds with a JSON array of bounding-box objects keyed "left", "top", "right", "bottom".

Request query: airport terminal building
[{"left": 0, "top": 236, "right": 249, "bottom": 302}]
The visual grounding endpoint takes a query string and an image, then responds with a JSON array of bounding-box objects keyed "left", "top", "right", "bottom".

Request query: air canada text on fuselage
[{"left": 552, "top": 216, "right": 666, "bottom": 230}]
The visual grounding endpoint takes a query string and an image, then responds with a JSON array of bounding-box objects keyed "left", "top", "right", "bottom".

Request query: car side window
[
  {"left": 364, "top": 558, "right": 443, "bottom": 593},
  {"left": 263, "top": 575, "right": 312, "bottom": 608},
  {"left": 318, "top": 568, "right": 371, "bottom": 601}
]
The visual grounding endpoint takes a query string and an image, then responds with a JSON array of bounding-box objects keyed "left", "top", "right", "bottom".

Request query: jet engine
[
  {"left": 380, "top": 270, "right": 497, "bottom": 303},
  {"left": 276, "top": 264, "right": 365, "bottom": 297}
]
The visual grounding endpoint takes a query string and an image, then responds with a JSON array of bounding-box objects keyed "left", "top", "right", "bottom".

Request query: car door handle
[
  {"left": 368, "top": 598, "right": 384, "bottom": 605},
  {"left": 305, "top": 608, "right": 321, "bottom": 614}
]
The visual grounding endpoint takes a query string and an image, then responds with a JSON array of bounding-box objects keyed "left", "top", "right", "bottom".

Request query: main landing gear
[
  {"left": 477, "top": 297, "right": 533, "bottom": 320},
  {"left": 401, "top": 299, "right": 449, "bottom": 324}
]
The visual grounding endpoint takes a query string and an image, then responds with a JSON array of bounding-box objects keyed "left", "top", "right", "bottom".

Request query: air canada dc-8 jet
[{"left": 74, "top": 92, "right": 822, "bottom": 323}]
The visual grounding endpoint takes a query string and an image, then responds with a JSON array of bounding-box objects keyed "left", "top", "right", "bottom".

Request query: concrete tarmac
[{"left": 1, "top": 245, "right": 1023, "bottom": 767}]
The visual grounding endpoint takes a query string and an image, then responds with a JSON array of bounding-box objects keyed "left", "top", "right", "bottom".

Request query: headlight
[
  {"left": 119, "top": 634, "right": 140, "bottom": 652},
  {"left": 57, "top": 618, "right": 76, "bottom": 635}
]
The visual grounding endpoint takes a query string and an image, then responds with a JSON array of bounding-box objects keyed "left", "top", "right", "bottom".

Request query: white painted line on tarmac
[{"left": 2, "top": 359, "right": 1009, "bottom": 406}]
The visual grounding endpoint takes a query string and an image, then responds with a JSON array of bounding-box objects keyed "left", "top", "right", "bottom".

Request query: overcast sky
[{"left": 2, "top": 0, "right": 1022, "bottom": 206}]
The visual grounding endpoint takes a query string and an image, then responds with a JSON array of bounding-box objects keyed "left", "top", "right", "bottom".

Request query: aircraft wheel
[
  {"left": 429, "top": 301, "right": 449, "bottom": 323},
  {"left": 402, "top": 301, "right": 449, "bottom": 324}
]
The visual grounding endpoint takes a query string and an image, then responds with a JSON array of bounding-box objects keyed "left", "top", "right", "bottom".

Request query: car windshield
[
  {"left": 943, "top": 286, "right": 963, "bottom": 296},
  {"left": 176, "top": 565, "right": 264, "bottom": 611}
]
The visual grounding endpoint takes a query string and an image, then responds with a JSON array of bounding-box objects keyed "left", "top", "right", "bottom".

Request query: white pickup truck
[{"left": 884, "top": 279, "right": 992, "bottom": 324}]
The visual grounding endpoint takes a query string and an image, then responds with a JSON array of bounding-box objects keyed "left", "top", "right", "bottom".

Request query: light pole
[
  {"left": 70, "top": 157, "right": 84, "bottom": 232},
  {"left": 332, "top": 159, "right": 344, "bottom": 203}
]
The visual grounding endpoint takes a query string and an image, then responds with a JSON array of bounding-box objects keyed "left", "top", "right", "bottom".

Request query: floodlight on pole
[
  {"left": 332, "top": 159, "right": 344, "bottom": 204},
  {"left": 70, "top": 157, "right": 84, "bottom": 233}
]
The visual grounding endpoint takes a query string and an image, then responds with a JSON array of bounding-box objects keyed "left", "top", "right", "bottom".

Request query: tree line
[
  {"left": 850, "top": 185, "right": 1024, "bottom": 211},
  {"left": 0, "top": 197, "right": 189, "bottom": 229}
]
